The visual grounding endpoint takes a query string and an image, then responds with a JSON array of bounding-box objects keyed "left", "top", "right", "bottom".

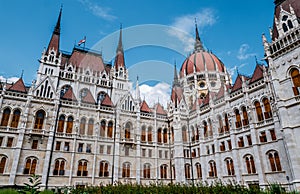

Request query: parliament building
[{"left": 0, "top": 0, "right": 300, "bottom": 191}]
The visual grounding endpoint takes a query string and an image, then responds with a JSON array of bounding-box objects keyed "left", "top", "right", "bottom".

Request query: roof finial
[
  {"left": 21, "top": 70, "right": 24, "bottom": 78},
  {"left": 173, "top": 61, "right": 179, "bottom": 87},
  {"left": 194, "top": 18, "right": 204, "bottom": 52}
]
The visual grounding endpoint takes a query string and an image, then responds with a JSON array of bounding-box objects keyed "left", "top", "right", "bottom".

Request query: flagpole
[{"left": 83, "top": 36, "right": 86, "bottom": 50}]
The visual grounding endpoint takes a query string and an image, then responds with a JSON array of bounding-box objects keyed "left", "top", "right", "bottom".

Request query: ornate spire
[
  {"left": 194, "top": 19, "right": 204, "bottom": 52},
  {"left": 116, "top": 24, "right": 123, "bottom": 53},
  {"left": 135, "top": 76, "right": 141, "bottom": 101},
  {"left": 173, "top": 62, "right": 180, "bottom": 87},
  {"left": 46, "top": 7, "right": 62, "bottom": 55},
  {"left": 114, "top": 24, "right": 125, "bottom": 70}
]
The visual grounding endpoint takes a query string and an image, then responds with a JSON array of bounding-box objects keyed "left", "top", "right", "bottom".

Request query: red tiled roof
[
  {"left": 202, "top": 93, "right": 210, "bottom": 105},
  {"left": 250, "top": 65, "right": 264, "bottom": 83},
  {"left": 140, "top": 100, "right": 151, "bottom": 113},
  {"left": 231, "top": 75, "right": 243, "bottom": 92},
  {"left": 82, "top": 89, "right": 96, "bottom": 104},
  {"left": 171, "top": 86, "right": 183, "bottom": 102},
  {"left": 62, "top": 87, "right": 77, "bottom": 101},
  {"left": 114, "top": 52, "right": 125, "bottom": 70},
  {"left": 156, "top": 103, "right": 167, "bottom": 115},
  {"left": 216, "top": 85, "right": 225, "bottom": 99},
  {"left": 7, "top": 78, "right": 27, "bottom": 93},
  {"left": 272, "top": 0, "right": 300, "bottom": 40},
  {"left": 69, "top": 48, "right": 105, "bottom": 73},
  {"left": 191, "top": 98, "right": 203, "bottom": 111},
  {"left": 101, "top": 95, "right": 113, "bottom": 107}
]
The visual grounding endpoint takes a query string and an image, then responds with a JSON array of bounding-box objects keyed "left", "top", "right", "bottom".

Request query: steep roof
[
  {"left": 101, "top": 94, "right": 113, "bottom": 107},
  {"left": 249, "top": 65, "right": 264, "bottom": 83},
  {"left": 82, "top": 90, "right": 96, "bottom": 104},
  {"left": 7, "top": 78, "right": 27, "bottom": 93},
  {"left": 61, "top": 87, "right": 77, "bottom": 101},
  {"left": 156, "top": 103, "right": 167, "bottom": 115},
  {"left": 46, "top": 8, "right": 61, "bottom": 55},
  {"left": 140, "top": 100, "right": 151, "bottom": 113},
  {"left": 216, "top": 85, "right": 225, "bottom": 99},
  {"left": 231, "top": 75, "right": 243, "bottom": 92}
]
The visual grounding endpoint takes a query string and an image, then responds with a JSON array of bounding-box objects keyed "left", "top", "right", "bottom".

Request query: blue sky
[{"left": 0, "top": 0, "right": 275, "bottom": 106}]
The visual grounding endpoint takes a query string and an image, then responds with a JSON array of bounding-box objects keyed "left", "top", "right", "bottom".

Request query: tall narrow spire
[
  {"left": 135, "top": 76, "right": 141, "bottom": 101},
  {"left": 46, "top": 7, "right": 62, "bottom": 55},
  {"left": 173, "top": 62, "right": 180, "bottom": 87},
  {"left": 114, "top": 24, "right": 125, "bottom": 70},
  {"left": 194, "top": 19, "right": 204, "bottom": 52}
]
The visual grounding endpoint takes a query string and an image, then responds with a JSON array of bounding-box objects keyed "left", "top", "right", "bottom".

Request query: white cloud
[
  {"left": 133, "top": 82, "right": 171, "bottom": 108},
  {"left": 237, "top": 44, "right": 256, "bottom": 60},
  {"left": 78, "top": 0, "right": 117, "bottom": 21},
  {"left": 228, "top": 63, "right": 248, "bottom": 78},
  {"left": 0, "top": 76, "right": 19, "bottom": 83},
  {"left": 168, "top": 8, "right": 217, "bottom": 53}
]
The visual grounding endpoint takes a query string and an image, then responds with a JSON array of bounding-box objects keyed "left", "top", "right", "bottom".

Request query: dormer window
[{"left": 281, "top": 15, "right": 294, "bottom": 33}]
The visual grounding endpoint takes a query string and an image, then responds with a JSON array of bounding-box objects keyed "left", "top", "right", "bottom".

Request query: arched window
[
  {"left": 268, "top": 151, "right": 282, "bottom": 172},
  {"left": 203, "top": 121, "right": 208, "bottom": 137},
  {"left": 245, "top": 155, "right": 256, "bottom": 174},
  {"left": 122, "top": 162, "right": 130, "bottom": 178},
  {"left": 99, "top": 161, "right": 109, "bottom": 177},
  {"left": 147, "top": 127, "right": 152, "bottom": 142},
  {"left": 125, "top": 122, "right": 131, "bottom": 140},
  {"left": 224, "top": 113, "right": 230, "bottom": 131},
  {"left": 225, "top": 158, "right": 235, "bottom": 176},
  {"left": 291, "top": 69, "right": 300, "bottom": 95},
  {"left": 208, "top": 119, "right": 213, "bottom": 136},
  {"left": 53, "top": 159, "right": 65, "bottom": 176},
  {"left": 282, "top": 23, "right": 288, "bottom": 32},
  {"left": 157, "top": 128, "right": 162, "bottom": 143},
  {"left": 218, "top": 115, "right": 223, "bottom": 134},
  {"left": 66, "top": 116, "right": 73, "bottom": 134},
  {"left": 1, "top": 108, "right": 11, "bottom": 127},
  {"left": 254, "top": 101, "right": 264, "bottom": 122},
  {"left": 195, "top": 163, "right": 202, "bottom": 179},
  {"left": 208, "top": 161, "right": 217, "bottom": 177},
  {"left": 107, "top": 121, "right": 113, "bottom": 138},
  {"left": 100, "top": 120, "right": 106, "bottom": 137},
  {"left": 143, "top": 163, "right": 151, "bottom": 178},
  {"left": 235, "top": 109, "right": 242, "bottom": 129},
  {"left": 23, "top": 158, "right": 37, "bottom": 175},
  {"left": 242, "top": 106, "right": 249, "bottom": 126},
  {"left": 60, "top": 85, "right": 70, "bottom": 97},
  {"left": 185, "top": 163, "right": 191, "bottom": 179},
  {"left": 79, "top": 118, "right": 86, "bottom": 135},
  {"left": 34, "top": 110, "right": 45, "bottom": 129},
  {"left": 141, "top": 126, "right": 146, "bottom": 142},
  {"left": 0, "top": 156, "right": 7, "bottom": 174},
  {"left": 77, "top": 160, "right": 88, "bottom": 176},
  {"left": 10, "top": 109, "right": 21, "bottom": 128},
  {"left": 160, "top": 164, "right": 167, "bottom": 179},
  {"left": 87, "top": 118, "right": 94, "bottom": 136},
  {"left": 182, "top": 126, "right": 187, "bottom": 142},
  {"left": 57, "top": 115, "right": 65, "bottom": 132},
  {"left": 288, "top": 20, "right": 293, "bottom": 29},
  {"left": 97, "top": 91, "right": 106, "bottom": 104},
  {"left": 263, "top": 98, "right": 272, "bottom": 119},
  {"left": 163, "top": 128, "right": 168, "bottom": 143}
]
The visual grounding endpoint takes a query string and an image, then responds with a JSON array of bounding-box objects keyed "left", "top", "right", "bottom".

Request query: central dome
[{"left": 180, "top": 50, "right": 226, "bottom": 78}]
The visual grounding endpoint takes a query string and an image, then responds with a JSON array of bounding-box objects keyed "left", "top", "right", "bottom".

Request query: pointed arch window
[
  {"left": 255, "top": 101, "right": 264, "bottom": 122},
  {"left": 100, "top": 120, "right": 106, "bottom": 137},
  {"left": 147, "top": 127, "right": 152, "bottom": 142},
  {"left": 57, "top": 115, "right": 65, "bottom": 132},
  {"left": 107, "top": 121, "right": 113, "bottom": 138},
  {"left": 157, "top": 128, "right": 162, "bottom": 143},
  {"left": 160, "top": 164, "right": 167, "bottom": 179},
  {"left": 10, "top": 109, "right": 21, "bottom": 128},
  {"left": 141, "top": 126, "right": 146, "bottom": 142},
  {"left": 195, "top": 163, "right": 202, "bottom": 179},
  {"left": 225, "top": 158, "right": 235, "bottom": 176},
  {"left": 218, "top": 115, "right": 223, "bottom": 134},
  {"left": 263, "top": 98, "right": 272, "bottom": 119},
  {"left": 77, "top": 160, "right": 88, "bottom": 176},
  {"left": 34, "top": 110, "right": 45, "bottom": 129},
  {"left": 208, "top": 161, "right": 217, "bottom": 177},
  {"left": 23, "top": 157, "right": 37, "bottom": 175},
  {"left": 182, "top": 126, "right": 187, "bottom": 142},
  {"left": 87, "top": 118, "right": 94, "bottom": 136},
  {"left": 208, "top": 119, "right": 213, "bottom": 136},
  {"left": 203, "top": 121, "right": 208, "bottom": 137},
  {"left": 291, "top": 69, "right": 300, "bottom": 95},
  {"left": 143, "top": 163, "right": 151, "bottom": 178},
  {"left": 163, "top": 128, "right": 168, "bottom": 143},
  {"left": 53, "top": 159, "right": 65, "bottom": 176},
  {"left": 1, "top": 108, "right": 11, "bottom": 127},
  {"left": 66, "top": 116, "right": 73, "bottom": 134},
  {"left": 245, "top": 155, "right": 256, "bottom": 174},
  {"left": 125, "top": 122, "right": 131, "bottom": 140},
  {"left": 185, "top": 163, "right": 191, "bottom": 179},
  {"left": 242, "top": 106, "right": 249, "bottom": 126},
  {"left": 268, "top": 151, "right": 282, "bottom": 172},
  {"left": 224, "top": 113, "right": 230, "bottom": 132},
  {"left": 99, "top": 161, "right": 109, "bottom": 177},
  {"left": 0, "top": 156, "right": 7, "bottom": 174},
  {"left": 79, "top": 118, "right": 86, "bottom": 135},
  {"left": 122, "top": 162, "right": 130, "bottom": 178},
  {"left": 235, "top": 109, "right": 242, "bottom": 129}
]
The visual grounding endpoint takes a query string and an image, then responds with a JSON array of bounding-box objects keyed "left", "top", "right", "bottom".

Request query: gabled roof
[
  {"left": 82, "top": 89, "right": 96, "bottom": 104},
  {"left": 7, "top": 78, "right": 27, "bottom": 93},
  {"left": 216, "top": 85, "right": 225, "bottom": 99},
  {"left": 156, "top": 103, "right": 167, "bottom": 115},
  {"left": 249, "top": 65, "right": 264, "bottom": 83},
  {"left": 191, "top": 98, "right": 203, "bottom": 111},
  {"left": 101, "top": 95, "right": 113, "bottom": 107},
  {"left": 231, "top": 75, "right": 243, "bottom": 92},
  {"left": 140, "top": 100, "right": 151, "bottom": 113},
  {"left": 171, "top": 86, "right": 183, "bottom": 102},
  {"left": 202, "top": 93, "right": 210, "bottom": 106},
  {"left": 61, "top": 87, "right": 77, "bottom": 101}
]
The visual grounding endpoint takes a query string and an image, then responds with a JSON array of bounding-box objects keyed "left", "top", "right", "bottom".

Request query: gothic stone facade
[{"left": 0, "top": 0, "right": 300, "bottom": 191}]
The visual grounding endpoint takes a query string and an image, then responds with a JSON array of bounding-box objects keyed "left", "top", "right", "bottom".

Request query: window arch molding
[
  {"left": 0, "top": 155, "right": 8, "bottom": 174},
  {"left": 33, "top": 109, "right": 46, "bottom": 129},
  {"left": 53, "top": 158, "right": 66, "bottom": 176},
  {"left": 23, "top": 156, "right": 38, "bottom": 175},
  {"left": 266, "top": 150, "right": 282, "bottom": 172},
  {"left": 1, "top": 107, "right": 12, "bottom": 127}
]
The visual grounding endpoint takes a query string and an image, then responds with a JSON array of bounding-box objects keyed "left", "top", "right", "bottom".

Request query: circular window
[{"left": 199, "top": 82, "right": 205, "bottom": 88}]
